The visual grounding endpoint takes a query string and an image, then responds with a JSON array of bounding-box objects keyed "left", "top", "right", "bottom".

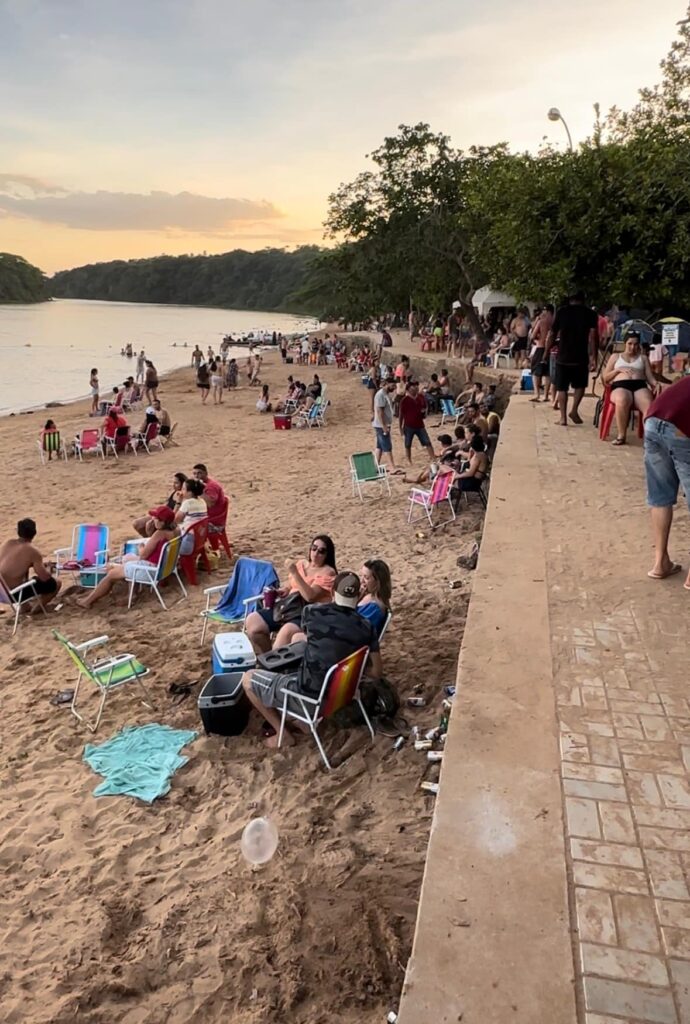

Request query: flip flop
[
  {"left": 647, "top": 563, "right": 682, "bottom": 579},
  {"left": 50, "top": 689, "right": 74, "bottom": 706},
  {"left": 612, "top": 437, "right": 626, "bottom": 446}
]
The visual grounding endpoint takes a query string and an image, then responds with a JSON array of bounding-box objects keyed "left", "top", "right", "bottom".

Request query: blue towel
[
  {"left": 213, "top": 556, "right": 279, "bottom": 623},
  {"left": 84, "top": 724, "right": 197, "bottom": 802}
]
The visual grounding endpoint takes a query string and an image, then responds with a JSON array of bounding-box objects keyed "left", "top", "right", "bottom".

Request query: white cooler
[{"left": 211, "top": 633, "right": 256, "bottom": 675}]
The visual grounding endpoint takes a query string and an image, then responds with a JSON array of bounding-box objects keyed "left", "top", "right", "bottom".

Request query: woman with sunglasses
[{"left": 245, "top": 535, "right": 337, "bottom": 653}]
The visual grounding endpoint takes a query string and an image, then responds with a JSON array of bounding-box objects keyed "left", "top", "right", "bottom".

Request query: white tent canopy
[{"left": 471, "top": 286, "right": 518, "bottom": 316}]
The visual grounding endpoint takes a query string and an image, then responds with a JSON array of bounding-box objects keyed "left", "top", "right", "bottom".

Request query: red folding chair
[
  {"left": 179, "top": 519, "right": 211, "bottom": 585},
  {"left": 598, "top": 385, "right": 644, "bottom": 441},
  {"left": 207, "top": 495, "right": 232, "bottom": 559}
]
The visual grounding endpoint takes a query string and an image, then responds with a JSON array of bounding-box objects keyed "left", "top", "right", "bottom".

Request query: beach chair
[
  {"left": 53, "top": 629, "right": 152, "bottom": 733},
  {"left": 439, "top": 397, "right": 462, "bottom": 428},
  {"left": 178, "top": 518, "right": 211, "bottom": 586},
  {"left": 350, "top": 451, "right": 392, "bottom": 501},
  {"left": 74, "top": 428, "right": 104, "bottom": 461},
  {"left": 37, "top": 430, "right": 68, "bottom": 465},
  {"left": 276, "top": 646, "right": 373, "bottom": 770},
  {"left": 378, "top": 610, "right": 392, "bottom": 642},
  {"left": 597, "top": 385, "right": 644, "bottom": 442},
  {"left": 200, "top": 556, "right": 279, "bottom": 644},
  {"left": 207, "top": 495, "right": 232, "bottom": 559},
  {"left": 407, "top": 471, "right": 456, "bottom": 529},
  {"left": 130, "top": 421, "right": 164, "bottom": 455},
  {"left": 103, "top": 426, "right": 131, "bottom": 459},
  {"left": 125, "top": 534, "right": 187, "bottom": 609},
  {"left": 162, "top": 422, "right": 179, "bottom": 447},
  {"left": 0, "top": 571, "right": 48, "bottom": 637},
  {"left": 493, "top": 345, "right": 512, "bottom": 369},
  {"left": 54, "top": 523, "right": 110, "bottom": 585}
]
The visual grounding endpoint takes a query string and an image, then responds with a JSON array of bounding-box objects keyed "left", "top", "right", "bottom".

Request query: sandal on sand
[
  {"left": 50, "top": 689, "right": 74, "bottom": 706},
  {"left": 612, "top": 437, "right": 626, "bottom": 446},
  {"left": 647, "top": 563, "right": 682, "bottom": 579}
]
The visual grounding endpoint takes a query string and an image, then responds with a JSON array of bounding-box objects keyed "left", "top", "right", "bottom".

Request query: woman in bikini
[
  {"left": 603, "top": 333, "right": 657, "bottom": 445},
  {"left": 451, "top": 433, "right": 489, "bottom": 508},
  {"left": 245, "top": 534, "right": 337, "bottom": 653}
]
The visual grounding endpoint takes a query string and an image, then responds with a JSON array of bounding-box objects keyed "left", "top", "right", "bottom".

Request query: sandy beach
[{"left": 0, "top": 340, "right": 485, "bottom": 1024}]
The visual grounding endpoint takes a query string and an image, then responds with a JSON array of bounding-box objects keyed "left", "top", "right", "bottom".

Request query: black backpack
[{"left": 331, "top": 676, "right": 400, "bottom": 728}]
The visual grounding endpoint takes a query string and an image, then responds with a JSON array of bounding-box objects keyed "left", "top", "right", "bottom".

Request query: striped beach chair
[
  {"left": 276, "top": 646, "right": 373, "bottom": 770},
  {"left": 125, "top": 534, "right": 187, "bottom": 610},
  {"left": 37, "top": 430, "right": 68, "bottom": 465},
  {"left": 54, "top": 523, "right": 110, "bottom": 585},
  {"left": 407, "top": 471, "right": 456, "bottom": 529}
]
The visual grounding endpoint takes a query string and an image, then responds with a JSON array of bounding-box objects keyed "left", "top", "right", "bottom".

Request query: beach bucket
[
  {"left": 197, "top": 672, "right": 249, "bottom": 736},
  {"left": 273, "top": 414, "right": 292, "bottom": 430}
]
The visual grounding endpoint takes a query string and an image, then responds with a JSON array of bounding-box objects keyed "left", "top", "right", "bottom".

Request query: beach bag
[
  {"left": 331, "top": 676, "right": 400, "bottom": 728},
  {"left": 272, "top": 591, "right": 306, "bottom": 625}
]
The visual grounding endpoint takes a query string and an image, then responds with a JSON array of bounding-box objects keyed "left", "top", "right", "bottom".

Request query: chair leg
[
  {"left": 200, "top": 612, "right": 209, "bottom": 646},
  {"left": 278, "top": 694, "right": 288, "bottom": 748},
  {"left": 219, "top": 531, "right": 232, "bottom": 559},
  {"left": 356, "top": 697, "right": 375, "bottom": 741},
  {"left": 174, "top": 570, "right": 188, "bottom": 600},
  {"left": 137, "top": 676, "right": 155, "bottom": 709},
  {"left": 127, "top": 580, "right": 136, "bottom": 609},
  {"left": 152, "top": 583, "right": 168, "bottom": 610},
  {"left": 310, "top": 722, "right": 332, "bottom": 770}
]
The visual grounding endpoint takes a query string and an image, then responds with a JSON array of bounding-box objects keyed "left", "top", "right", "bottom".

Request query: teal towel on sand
[{"left": 83, "top": 724, "right": 198, "bottom": 802}]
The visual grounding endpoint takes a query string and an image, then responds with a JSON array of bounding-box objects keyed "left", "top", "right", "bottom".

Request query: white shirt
[{"left": 373, "top": 388, "right": 394, "bottom": 429}]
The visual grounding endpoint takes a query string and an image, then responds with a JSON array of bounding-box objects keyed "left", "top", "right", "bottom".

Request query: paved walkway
[
  {"left": 399, "top": 392, "right": 690, "bottom": 1023},
  {"left": 537, "top": 399, "right": 690, "bottom": 1023}
]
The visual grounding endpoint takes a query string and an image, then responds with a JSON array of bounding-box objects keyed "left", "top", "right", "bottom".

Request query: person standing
[
  {"left": 546, "top": 292, "right": 597, "bottom": 426},
  {"left": 643, "top": 375, "right": 690, "bottom": 584},
  {"left": 144, "top": 360, "right": 159, "bottom": 404},
  {"left": 89, "top": 368, "right": 99, "bottom": 416},
  {"left": 399, "top": 381, "right": 435, "bottom": 465},
  {"left": 510, "top": 308, "right": 531, "bottom": 369},
  {"left": 529, "top": 304, "right": 555, "bottom": 402},
  {"left": 136, "top": 349, "right": 146, "bottom": 383},
  {"left": 373, "top": 379, "right": 400, "bottom": 472},
  {"left": 190, "top": 345, "right": 203, "bottom": 369},
  {"left": 447, "top": 306, "right": 461, "bottom": 358}
]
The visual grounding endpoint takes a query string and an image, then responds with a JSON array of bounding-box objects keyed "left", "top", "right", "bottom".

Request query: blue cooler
[{"left": 211, "top": 633, "right": 256, "bottom": 675}]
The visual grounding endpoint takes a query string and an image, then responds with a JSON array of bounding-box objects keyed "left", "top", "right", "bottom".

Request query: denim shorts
[
  {"left": 403, "top": 426, "right": 432, "bottom": 449},
  {"left": 374, "top": 426, "right": 393, "bottom": 453},
  {"left": 644, "top": 416, "right": 690, "bottom": 508}
]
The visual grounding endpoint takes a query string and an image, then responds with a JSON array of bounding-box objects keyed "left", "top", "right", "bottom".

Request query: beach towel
[
  {"left": 83, "top": 724, "right": 197, "bottom": 802},
  {"left": 213, "top": 556, "right": 279, "bottom": 623}
]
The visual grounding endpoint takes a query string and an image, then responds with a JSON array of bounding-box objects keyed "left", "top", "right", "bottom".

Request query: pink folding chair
[
  {"left": 74, "top": 428, "right": 104, "bottom": 461},
  {"left": 130, "top": 421, "right": 164, "bottom": 455},
  {"left": 407, "top": 470, "right": 456, "bottom": 529},
  {"left": 54, "top": 523, "right": 110, "bottom": 586}
]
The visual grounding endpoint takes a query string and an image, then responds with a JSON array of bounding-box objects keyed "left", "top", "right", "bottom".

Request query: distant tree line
[
  {"left": 0, "top": 253, "right": 50, "bottom": 303},
  {"left": 50, "top": 246, "right": 325, "bottom": 314}
]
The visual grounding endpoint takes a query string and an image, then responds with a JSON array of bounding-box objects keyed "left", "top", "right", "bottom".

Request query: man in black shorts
[
  {"left": 0, "top": 518, "right": 61, "bottom": 611},
  {"left": 546, "top": 291, "right": 597, "bottom": 426},
  {"left": 241, "top": 572, "right": 382, "bottom": 748}
]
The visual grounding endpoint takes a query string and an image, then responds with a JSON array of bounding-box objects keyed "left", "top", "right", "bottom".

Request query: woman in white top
[
  {"left": 174, "top": 478, "right": 208, "bottom": 555},
  {"left": 209, "top": 359, "right": 224, "bottom": 405},
  {"left": 603, "top": 333, "right": 657, "bottom": 445}
]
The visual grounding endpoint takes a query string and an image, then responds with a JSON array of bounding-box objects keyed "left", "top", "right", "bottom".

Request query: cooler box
[
  {"left": 211, "top": 632, "right": 256, "bottom": 675},
  {"left": 198, "top": 672, "right": 249, "bottom": 736},
  {"left": 520, "top": 370, "right": 534, "bottom": 392},
  {"left": 273, "top": 414, "right": 292, "bottom": 430},
  {"left": 257, "top": 640, "right": 307, "bottom": 674}
]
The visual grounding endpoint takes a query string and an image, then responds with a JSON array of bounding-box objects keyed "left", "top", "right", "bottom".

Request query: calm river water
[{"left": 0, "top": 299, "right": 317, "bottom": 414}]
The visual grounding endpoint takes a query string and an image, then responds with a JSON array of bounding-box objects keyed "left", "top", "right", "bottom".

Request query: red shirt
[
  {"left": 202, "top": 476, "right": 227, "bottom": 526},
  {"left": 103, "top": 413, "right": 128, "bottom": 439},
  {"left": 647, "top": 377, "right": 690, "bottom": 438},
  {"left": 399, "top": 393, "right": 427, "bottom": 429}
]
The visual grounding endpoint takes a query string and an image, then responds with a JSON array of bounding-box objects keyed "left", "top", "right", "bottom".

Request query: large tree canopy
[{"left": 0, "top": 253, "right": 50, "bottom": 304}]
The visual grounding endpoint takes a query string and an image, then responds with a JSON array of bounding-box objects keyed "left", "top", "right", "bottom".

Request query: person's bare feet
[
  {"left": 264, "top": 731, "right": 293, "bottom": 749},
  {"left": 569, "top": 410, "right": 583, "bottom": 425},
  {"left": 75, "top": 596, "right": 92, "bottom": 609},
  {"left": 555, "top": 418, "right": 567, "bottom": 426},
  {"left": 647, "top": 561, "right": 682, "bottom": 580}
]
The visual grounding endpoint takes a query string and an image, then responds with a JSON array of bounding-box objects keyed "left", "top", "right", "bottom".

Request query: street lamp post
[{"left": 547, "top": 107, "right": 573, "bottom": 151}]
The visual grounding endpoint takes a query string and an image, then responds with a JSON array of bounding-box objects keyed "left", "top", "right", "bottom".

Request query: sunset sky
[{"left": 1, "top": 0, "right": 684, "bottom": 274}]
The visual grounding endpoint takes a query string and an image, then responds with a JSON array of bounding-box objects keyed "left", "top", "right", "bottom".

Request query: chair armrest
[
  {"left": 280, "top": 686, "right": 318, "bottom": 706},
  {"left": 241, "top": 592, "right": 265, "bottom": 607},
  {"left": 54, "top": 546, "right": 71, "bottom": 558},
  {"left": 203, "top": 585, "right": 226, "bottom": 596},
  {"left": 94, "top": 652, "right": 138, "bottom": 669},
  {"left": 74, "top": 634, "right": 110, "bottom": 651}
]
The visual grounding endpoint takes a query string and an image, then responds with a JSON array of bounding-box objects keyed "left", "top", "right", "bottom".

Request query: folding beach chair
[
  {"left": 74, "top": 428, "right": 104, "bottom": 461},
  {"left": 125, "top": 534, "right": 187, "bottom": 610},
  {"left": 103, "top": 426, "right": 131, "bottom": 459},
  {"left": 200, "top": 556, "right": 279, "bottom": 644},
  {"left": 162, "top": 422, "right": 179, "bottom": 447},
  {"left": 178, "top": 518, "right": 211, "bottom": 586},
  {"left": 53, "top": 629, "right": 152, "bottom": 733},
  {"left": 37, "top": 430, "right": 68, "bottom": 465},
  {"left": 276, "top": 646, "right": 374, "bottom": 770},
  {"left": 378, "top": 610, "right": 393, "bottom": 642},
  {"left": 207, "top": 495, "right": 232, "bottom": 560},
  {"left": 439, "top": 397, "right": 462, "bottom": 428},
  {"left": 54, "top": 523, "right": 110, "bottom": 585},
  {"left": 0, "top": 571, "right": 48, "bottom": 637},
  {"left": 407, "top": 471, "right": 456, "bottom": 529},
  {"left": 130, "top": 421, "right": 164, "bottom": 455},
  {"left": 349, "top": 451, "right": 392, "bottom": 501}
]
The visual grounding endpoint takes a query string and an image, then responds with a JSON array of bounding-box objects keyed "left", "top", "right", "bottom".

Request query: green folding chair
[
  {"left": 349, "top": 451, "right": 392, "bottom": 502},
  {"left": 53, "top": 629, "right": 153, "bottom": 733}
]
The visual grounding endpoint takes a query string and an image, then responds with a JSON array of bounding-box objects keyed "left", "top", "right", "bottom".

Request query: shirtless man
[{"left": 0, "top": 518, "right": 61, "bottom": 611}]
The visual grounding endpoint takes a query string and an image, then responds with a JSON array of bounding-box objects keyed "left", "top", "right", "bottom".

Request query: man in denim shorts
[
  {"left": 643, "top": 376, "right": 690, "bottom": 584},
  {"left": 372, "top": 379, "right": 399, "bottom": 472}
]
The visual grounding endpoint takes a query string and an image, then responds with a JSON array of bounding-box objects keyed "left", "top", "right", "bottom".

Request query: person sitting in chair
[
  {"left": 451, "top": 433, "right": 489, "bottom": 508},
  {"left": 357, "top": 559, "right": 392, "bottom": 636},
  {"left": 241, "top": 571, "right": 382, "bottom": 748},
  {"left": 0, "top": 518, "right": 61, "bottom": 612},
  {"left": 602, "top": 332, "right": 657, "bottom": 446},
  {"left": 174, "top": 478, "right": 208, "bottom": 555}
]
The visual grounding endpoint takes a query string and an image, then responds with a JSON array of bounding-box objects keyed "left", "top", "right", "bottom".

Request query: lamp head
[{"left": 547, "top": 107, "right": 561, "bottom": 122}]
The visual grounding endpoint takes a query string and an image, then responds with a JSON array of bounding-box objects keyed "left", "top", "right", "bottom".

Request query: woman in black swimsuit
[{"left": 603, "top": 333, "right": 656, "bottom": 445}]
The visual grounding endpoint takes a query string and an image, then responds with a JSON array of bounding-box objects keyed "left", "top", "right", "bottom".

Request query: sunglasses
[{"left": 311, "top": 544, "right": 327, "bottom": 555}]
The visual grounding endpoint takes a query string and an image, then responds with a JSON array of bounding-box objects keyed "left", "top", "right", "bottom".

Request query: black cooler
[{"left": 197, "top": 671, "right": 250, "bottom": 736}]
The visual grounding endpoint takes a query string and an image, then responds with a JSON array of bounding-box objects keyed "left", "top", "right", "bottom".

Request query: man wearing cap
[
  {"left": 241, "top": 571, "right": 382, "bottom": 748},
  {"left": 75, "top": 506, "right": 178, "bottom": 609}
]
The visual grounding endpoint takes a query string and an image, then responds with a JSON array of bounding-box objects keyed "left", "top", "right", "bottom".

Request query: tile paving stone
[
  {"left": 633, "top": 808, "right": 690, "bottom": 830},
  {"left": 571, "top": 839, "right": 644, "bottom": 870},
  {"left": 564, "top": 764, "right": 626, "bottom": 785},
  {"left": 573, "top": 862, "right": 650, "bottom": 896},
  {"left": 585, "top": 1017, "right": 637, "bottom": 1024},
  {"left": 654, "top": 901, "right": 690, "bottom": 930},
  {"left": 638, "top": 827, "right": 690, "bottom": 853},
  {"left": 613, "top": 895, "right": 663, "bottom": 954},
  {"left": 641, "top": 719, "right": 676, "bottom": 743},
  {"left": 661, "top": 928, "right": 690, "bottom": 959},
  {"left": 657, "top": 775, "right": 690, "bottom": 810},
  {"left": 625, "top": 772, "right": 664, "bottom": 808},
  {"left": 567, "top": 797, "right": 602, "bottom": 839},
  {"left": 609, "top": 690, "right": 661, "bottom": 705},
  {"left": 582, "top": 976, "right": 677, "bottom": 1022},
  {"left": 669, "top": 959, "right": 690, "bottom": 1019},
  {"left": 644, "top": 851, "right": 690, "bottom": 901},
  {"left": 623, "top": 756, "right": 685, "bottom": 778},
  {"left": 576, "top": 887, "right": 618, "bottom": 945},
  {"left": 590, "top": 736, "right": 622, "bottom": 767},
  {"left": 564, "top": 779, "right": 629, "bottom": 803},
  {"left": 580, "top": 942, "right": 669, "bottom": 986},
  {"left": 600, "top": 804, "right": 637, "bottom": 845}
]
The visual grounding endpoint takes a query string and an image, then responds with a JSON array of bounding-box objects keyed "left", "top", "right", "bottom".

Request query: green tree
[{"left": 0, "top": 253, "right": 50, "bottom": 303}]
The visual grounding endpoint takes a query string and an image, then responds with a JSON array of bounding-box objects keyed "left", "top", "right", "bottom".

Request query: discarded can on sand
[
  {"left": 410, "top": 726, "right": 420, "bottom": 741},
  {"left": 444, "top": 685, "right": 456, "bottom": 697},
  {"left": 387, "top": 1013, "right": 399, "bottom": 1024},
  {"left": 420, "top": 781, "right": 439, "bottom": 795},
  {"left": 425, "top": 727, "right": 440, "bottom": 741},
  {"left": 449, "top": 579, "right": 463, "bottom": 590},
  {"left": 393, "top": 736, "right": 406, "bottom": 752},
  {"left": 414, "top": 739, "right": 433, "bottom": 751},
  {"left": 407, "top": 696, "right": 427, "bottom": 708},
  {"left": 427, "top": 751, "right": 444, "bottom": 762}
]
